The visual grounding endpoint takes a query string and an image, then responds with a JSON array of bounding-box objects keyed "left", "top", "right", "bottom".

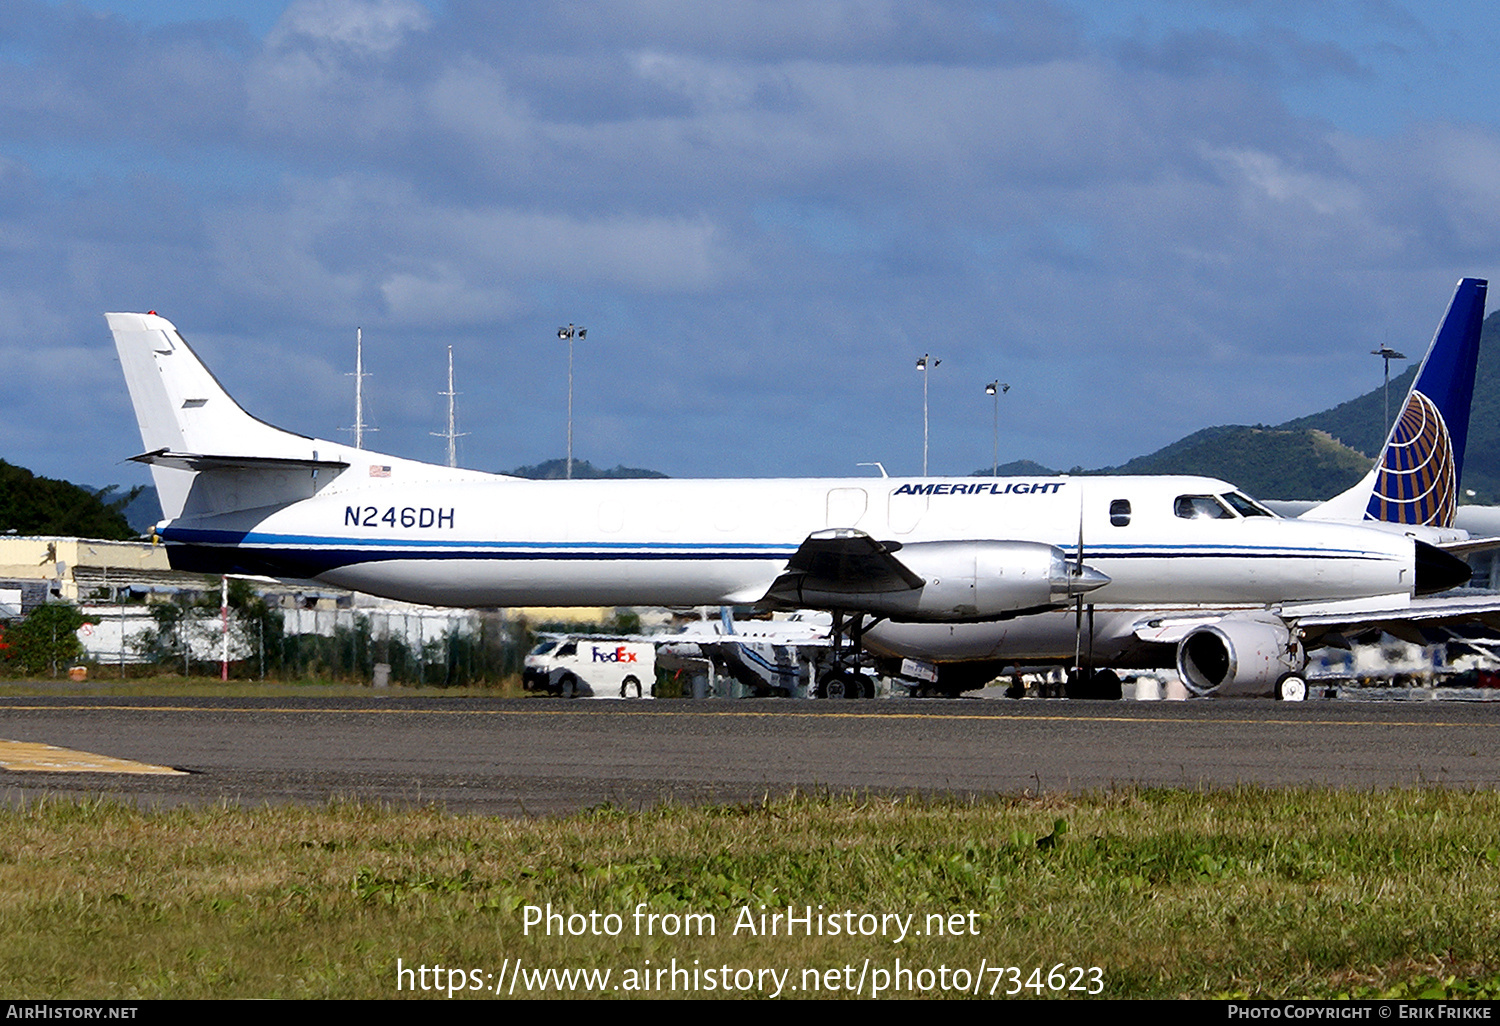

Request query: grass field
[{"left": 4, "top": 788, "right": 1500, "bottom": 999}]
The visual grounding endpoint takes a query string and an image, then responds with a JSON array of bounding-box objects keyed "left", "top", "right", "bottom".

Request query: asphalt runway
[{"left": 1, "top": 694, "right": 1498, "bottom": 815}]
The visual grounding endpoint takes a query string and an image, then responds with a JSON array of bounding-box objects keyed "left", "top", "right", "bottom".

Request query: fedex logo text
[{"left": 592, "top": 646, "right": 639, "bottom": 663}]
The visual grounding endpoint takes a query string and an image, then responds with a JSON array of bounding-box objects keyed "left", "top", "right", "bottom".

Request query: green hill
[
  {"left": 1279, "top": 309, "right": 1500, "bottom": 502},
  {"left": 1274, "top": 365, "right": 1416, "bottom": 458},
  {"left": 972, "top": 459, "right": 1058, "bottom": 478},
  {"left": 504, "top": 458, "right": 668, "bottom": 480},
  {"left": 0, "top": 461, "right": 139, "bottom": 539},
  {"left": 975, "top": 310, "right": 1500, "bottom": 502},
  {"left": 1089, "top": 426, "right": 1372, "bottom": 500},
  {"left": 969, "top": 430, "right": 1372, "bottom": 500}
]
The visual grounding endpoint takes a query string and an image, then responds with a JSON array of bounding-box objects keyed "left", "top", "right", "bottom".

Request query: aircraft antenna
[{"left": 431, "top": 344, "right": 468, "bottom": 468}]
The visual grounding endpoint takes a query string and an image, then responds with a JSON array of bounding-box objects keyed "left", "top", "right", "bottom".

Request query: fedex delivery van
[{"left": 523, "top": 636, "right": 656, "bottom": 699}]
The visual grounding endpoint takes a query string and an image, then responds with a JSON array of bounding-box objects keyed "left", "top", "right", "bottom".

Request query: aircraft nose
[{"left": 1414, "top": 540, "right": 1473, "bottom": 595}]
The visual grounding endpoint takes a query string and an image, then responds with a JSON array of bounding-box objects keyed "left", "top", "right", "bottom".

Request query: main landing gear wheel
[
  {"left": 1275, "top": 673, "right": 1307, "bottom": 702},
  {"left": 816, "top": 671, "right": 871, "bottom": 699},
  {"left": 1064, "top": 668, "right": 1123, "bottom": 701},
  {"left": 1091, "top": 669, "right": 1122, "bottom": 701},
  {"left": 1063, "top": 669, "right": 1087, "bottom": 700}
]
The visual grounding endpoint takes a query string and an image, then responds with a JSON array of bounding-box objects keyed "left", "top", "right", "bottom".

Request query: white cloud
[
  {"left": 267, "top": 0, "right": 431, "bottom": 56},
  {"left": 1205, "top": 145, "right": 1364, "bottom": 216},
  {"left": 379, "top": 269, "right": 525, "bottom": 325},
  {"left": 7, "top": 0, "right": 1500, "bottom": 484},
  {"left": 629, "top": 51, "right": 768, "bottom": 112},
  {"left": 423, "top": 58, "right": 536, "bottom": 151},
  {"left": 430, "top": 206, "right": 728, "bottom": 293},
  {"left": 197, "top": 175, "right": 729, "bottom": 333}
]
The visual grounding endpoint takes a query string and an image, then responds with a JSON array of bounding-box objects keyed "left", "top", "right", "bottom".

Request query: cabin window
[
  {"left": 1110, "top": 499, "right": 1131, "bottom": 527},
  {"left": 556, "top": 641, "right": 577, "bottom": 658},
  {"left": 1174, "top": 494, "right": 1233, "bottom": 520}
]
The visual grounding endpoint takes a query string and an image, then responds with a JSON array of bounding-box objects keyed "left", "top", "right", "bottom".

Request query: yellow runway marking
[
  {"left": 0, "top": 739, "right": 186, "bottom": 775},
  {"left": 0, "top": 703, "right": 1490, "bottom": 730}
]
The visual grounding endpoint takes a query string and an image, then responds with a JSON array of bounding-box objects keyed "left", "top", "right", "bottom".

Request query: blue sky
[{"left": 5, "top": 1, "right": 1500, "bottom": 492}]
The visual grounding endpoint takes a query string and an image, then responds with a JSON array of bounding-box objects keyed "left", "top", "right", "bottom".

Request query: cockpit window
[
  {"left": 1220, "top": 491, "right": 1275, "bottom": 518},
  {"left": 530, "top": 640, "right": 558, "bottom": 656},
  {"left": 1174, "top": 494, "right": 1233, "bottom": 519}
]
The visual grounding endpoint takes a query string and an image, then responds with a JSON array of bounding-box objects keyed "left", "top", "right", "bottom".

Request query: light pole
[
  {"left": 558, "top": 324, "right": 586, "bottom": 479},
  {"left": 917, "top": 354, "right": 940, "bottom": 476},
  {"left": 986, "top": 381, "right": 1009, "bottom": 477},
  {"left": 1371, "top": 343, "right": 1406, "bottom": 438}
]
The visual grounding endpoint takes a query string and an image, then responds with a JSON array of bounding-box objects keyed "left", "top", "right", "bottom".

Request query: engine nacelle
[
  {"left": 819, "top": 540, "right": 1104, "bottom": 622},
  {"left": 1176, "top": 616, "right": 1304, "bottom": 697}
]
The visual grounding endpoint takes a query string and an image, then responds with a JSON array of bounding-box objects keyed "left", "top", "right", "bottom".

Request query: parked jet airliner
[
  {"left": 860, "top": 278, "right": 1495, "bottom": 699},
  {"left": 106, "top": 308, "right": 1474, "bottom": 700}
]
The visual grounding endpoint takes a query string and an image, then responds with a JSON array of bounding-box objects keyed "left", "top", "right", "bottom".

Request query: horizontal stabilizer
[
  {"left": 130, "top": 449, "right": 351, "bottom": 473},
  {"left": 1435, "top": 535, "right": 1500, "bottom": 558},
  {"left": 1294, "top": 595, "right": 1500, "bottom": 634}
]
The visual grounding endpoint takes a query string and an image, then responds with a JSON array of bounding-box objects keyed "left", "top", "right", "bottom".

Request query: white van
[{"left": 523, "top": 636, "right": 656, "bottom": 699}]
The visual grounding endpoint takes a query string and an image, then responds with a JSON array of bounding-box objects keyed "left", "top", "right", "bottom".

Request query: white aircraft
[
  {"left": 657, "top": 608, "right": 833, "bottom": 698},
  {"left": 860, "top": 278, "right": 1495, "bottom": 699},
  {"left": 106, "top": 309, "right": 1473, "bottom": 701}
]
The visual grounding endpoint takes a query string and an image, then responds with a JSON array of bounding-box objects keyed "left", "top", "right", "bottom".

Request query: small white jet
[
  {"left": 106, "top": 308, "right": 1473, "bottom": 702},
  {"left": 659, "top": 607, "right": 833, "bottom": 697},
  {"left": 861, "top": 278, "right": 1495, "bottom": 699}
]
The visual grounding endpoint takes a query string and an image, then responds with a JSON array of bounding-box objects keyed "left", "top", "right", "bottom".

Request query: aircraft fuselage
[{"left": 159, "top": 470, "right": 1424, "bottom": 613}]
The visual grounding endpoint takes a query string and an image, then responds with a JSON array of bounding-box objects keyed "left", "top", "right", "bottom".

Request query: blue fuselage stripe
[
  {"left": 163, "top": 532, "right": 1390, "bottom": 560},
  {"left": 160, "top": 527, "right": 1395, "bottom": 575}
]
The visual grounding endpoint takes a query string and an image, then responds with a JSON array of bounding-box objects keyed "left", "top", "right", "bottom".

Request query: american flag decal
[{"left": 369, "top": 465, "right": 391, "bottom": 478}]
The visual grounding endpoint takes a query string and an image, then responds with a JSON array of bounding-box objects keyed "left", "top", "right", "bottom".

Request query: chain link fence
[{"left": 74, "top": 601, "right": 529, "bottom": 686}]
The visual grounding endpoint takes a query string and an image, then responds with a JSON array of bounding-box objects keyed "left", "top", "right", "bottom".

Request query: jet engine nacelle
[
  {"left": 1176, "top": 616, "right": 1305, "bottom": 696},
  {"left": 840, "top": 540, "right": 1105, "bottom": 622}
]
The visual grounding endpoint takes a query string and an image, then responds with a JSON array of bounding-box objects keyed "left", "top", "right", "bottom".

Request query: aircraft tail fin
[
  {"left": 106, "top": 312, "right": 330, "bottom": 521},
  {"left": 1303, "top": 278, "right": 1487, "bottom": 528}
]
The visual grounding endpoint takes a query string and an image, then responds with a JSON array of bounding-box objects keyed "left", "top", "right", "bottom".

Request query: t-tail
[
  {"left": 106, "top": 312, "right": 491, "bottom": 526},
  {"left": 1303, "top": 277, "right": 1487, "bottom": 529}
]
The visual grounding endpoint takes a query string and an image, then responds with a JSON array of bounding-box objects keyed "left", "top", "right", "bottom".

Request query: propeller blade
[{"left": 1073, "top": 496, "right": 1085, "bottom": 670}]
